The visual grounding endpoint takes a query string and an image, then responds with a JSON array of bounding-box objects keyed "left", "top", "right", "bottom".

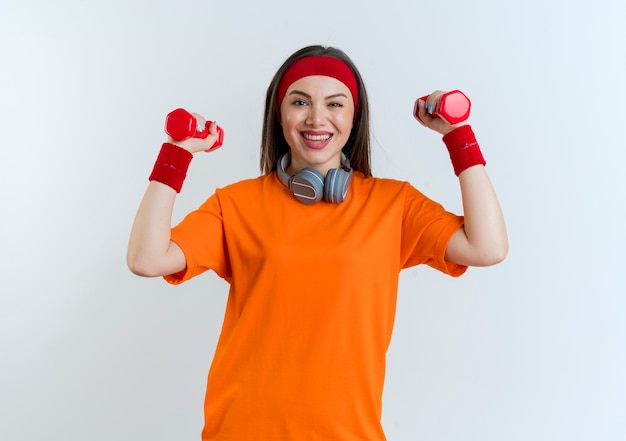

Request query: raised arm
[
  {"left": 415, "top": 93, "right": 508, "bottom": 267},
  {"left": 127, "top": 115, "right": 220, "bottom": 277}
]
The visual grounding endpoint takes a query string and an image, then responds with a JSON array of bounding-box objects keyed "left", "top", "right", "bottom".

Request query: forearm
[
  {"left": 454, "top": 165, "right": 508, "bottom": 266},
  {"left": 127, "top": 181, "right": 185, "bottom": 276},
  {"left": 430, "top": 121, "right": 508, "bottom": 267}
]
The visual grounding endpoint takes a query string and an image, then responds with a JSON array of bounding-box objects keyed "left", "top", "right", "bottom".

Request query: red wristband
[
  {"left": 442, "top": 125, "right": 486, "bottom": 176},
  {"left": 149, "top": 143, "right": 193, "bottom": 193}
]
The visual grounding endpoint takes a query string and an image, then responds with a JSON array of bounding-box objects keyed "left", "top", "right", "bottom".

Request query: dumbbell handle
[
  {"left": 165, "top": 108, "right": 224, "bottom": 152},
  {"left": 413, "top": 90, "right": 471, "bottom": 125}
]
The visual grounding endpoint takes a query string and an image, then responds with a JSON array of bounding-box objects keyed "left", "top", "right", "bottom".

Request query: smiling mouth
[{"left": 302, "top": 133, "right": 332, "bottom": 141}]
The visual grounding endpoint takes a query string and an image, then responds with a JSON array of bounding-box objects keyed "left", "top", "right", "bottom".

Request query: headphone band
[
  {"left": 277, "top": 152, "right": 352, "bottom": 204},
  {"left": 277, "top": 153, "right": 351, "bottom": 186}
]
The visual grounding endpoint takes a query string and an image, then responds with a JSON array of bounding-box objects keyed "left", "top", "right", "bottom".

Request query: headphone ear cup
[
  {"left": 291, "top": 168, "right": 325, "bottom": 204},
  {"left": 324, "top": 167, "right": 353, "bottom": 203}
]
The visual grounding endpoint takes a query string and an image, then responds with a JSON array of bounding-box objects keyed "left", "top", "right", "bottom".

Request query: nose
[{"left": 306, "top": 103, "right": 324, "bottom": 126}]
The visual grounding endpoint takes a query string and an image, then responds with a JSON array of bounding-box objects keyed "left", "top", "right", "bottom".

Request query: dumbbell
[
  {"left": 165, "top": 108, "right": 224, "bottom": 152},
  {"left": 413, "top": 90, "right": 471, "bottom": 125}
]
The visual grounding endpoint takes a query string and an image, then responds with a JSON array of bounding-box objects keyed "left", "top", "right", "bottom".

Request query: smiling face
[{"left": 279, "top": 75, "right": 355, "bottom": 177}]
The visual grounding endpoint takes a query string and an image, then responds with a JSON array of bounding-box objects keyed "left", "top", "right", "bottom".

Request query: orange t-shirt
[{"left": 166, "top": 171, "right": 466, "bottom": 441}]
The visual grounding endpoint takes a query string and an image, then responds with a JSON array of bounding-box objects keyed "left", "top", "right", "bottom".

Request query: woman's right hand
[{"left": 167, "top": 113, "right": 221, "bottom": 154}]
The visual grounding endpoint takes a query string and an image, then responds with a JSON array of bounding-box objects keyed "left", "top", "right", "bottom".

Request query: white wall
[{"left": 1, "top": 1, "right": 624, "bottom": 440}]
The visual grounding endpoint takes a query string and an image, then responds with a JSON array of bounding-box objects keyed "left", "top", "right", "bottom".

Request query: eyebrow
[{"left": 288, "top": 90, "right": 349, "bottom": 100}]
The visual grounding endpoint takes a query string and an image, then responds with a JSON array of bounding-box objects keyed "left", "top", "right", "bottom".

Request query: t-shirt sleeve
[
  {"left": 163, "top": 193, "right": 232, "bottom": 285},
  {"left": 400, "top": 184, "right": 467, "bottom": 277}
]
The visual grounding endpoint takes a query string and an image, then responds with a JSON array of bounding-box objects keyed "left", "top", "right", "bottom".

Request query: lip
[{"left": 300, "top": 131, "right": 333, "bottom": 150}]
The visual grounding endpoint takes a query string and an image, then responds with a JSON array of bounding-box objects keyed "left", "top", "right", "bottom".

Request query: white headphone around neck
[{"left": 276, "top": 152, "right": 353, "bottom": 204}]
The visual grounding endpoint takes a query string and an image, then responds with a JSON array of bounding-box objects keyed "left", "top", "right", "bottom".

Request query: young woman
[{"left": 127, "top": 45, "right": 507, "bottom": 441}]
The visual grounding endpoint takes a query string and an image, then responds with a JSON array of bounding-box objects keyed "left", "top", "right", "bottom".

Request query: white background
[{"left": 1, "top": 0, "right": 625, "bottom": 440}]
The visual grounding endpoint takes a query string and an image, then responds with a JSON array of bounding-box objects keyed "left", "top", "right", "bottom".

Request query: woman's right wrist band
[
  {"left": 149, "top": 143, "right": 193, "bottom": 193},
  {"left": 442, "top": 125, "right": 486, "bottom": 176}
]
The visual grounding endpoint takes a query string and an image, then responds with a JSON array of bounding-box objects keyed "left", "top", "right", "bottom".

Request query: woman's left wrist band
[
  {"left": 442, "top": 125, "right": 486, "bottom": 176},
  {"left": 149, "top": 143, "right": 193, "bottom": 193}
]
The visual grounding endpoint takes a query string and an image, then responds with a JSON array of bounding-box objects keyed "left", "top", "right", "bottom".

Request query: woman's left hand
[{"left": 415, "top": 90, "right": 466, "bottom": 136}]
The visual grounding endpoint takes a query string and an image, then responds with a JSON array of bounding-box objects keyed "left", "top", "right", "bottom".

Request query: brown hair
[{"left": 260, "top": 45, "right": 372, "bottom": 177}]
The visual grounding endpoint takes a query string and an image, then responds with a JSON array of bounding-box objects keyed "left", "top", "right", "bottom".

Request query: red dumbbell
[
  {"left": 413, "top": 90, "right": 471, "bottom": 125},
  {"left": 165, "top": 108, "right": 224, "bottom": 152}
]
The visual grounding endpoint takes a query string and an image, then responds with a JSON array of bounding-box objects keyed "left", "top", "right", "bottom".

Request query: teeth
[{"left": 303, "top": 133, "right": 331, "bottom": 141}]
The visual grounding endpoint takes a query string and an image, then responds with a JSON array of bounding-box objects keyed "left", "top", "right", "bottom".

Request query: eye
[
  {"left": 329, "top": 102, "right": 344, "bottom": 108},
  {"left": 291, "top": 99, "right": 308, "bottom": 106}
]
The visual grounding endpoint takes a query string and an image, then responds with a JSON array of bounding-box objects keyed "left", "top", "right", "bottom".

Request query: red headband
[{"left": 277, "top": 56, "right": 359, "bottom": 111}]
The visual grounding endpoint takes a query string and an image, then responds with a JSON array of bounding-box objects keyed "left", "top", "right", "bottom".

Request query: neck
[{"left": 283, "top": 152, "right": 347, "bottom": 178}]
